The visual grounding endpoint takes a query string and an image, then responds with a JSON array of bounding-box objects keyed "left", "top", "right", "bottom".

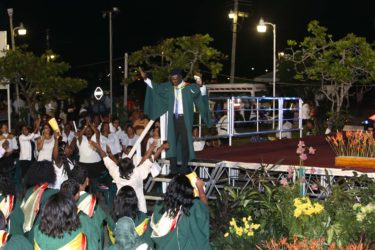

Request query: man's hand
[
  {"left": 138, "top": 67, "right": 147, "bottom": 80},
  {"left": 161, "top": 143, "right": 170, "bottom": 150}
]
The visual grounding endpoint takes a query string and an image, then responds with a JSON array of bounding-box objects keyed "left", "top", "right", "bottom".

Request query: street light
[
  {"left": 228, "top": 1, "right": 248, "bottom": 83},
  {"left": 103, "top": 7, "right": 119, "bottom": 114},
  {"left": 7, "top": 8, "right": 27, "bottom": 116},
  {"left": 257, "top": 17, "right": 276, "bottom": 128}
]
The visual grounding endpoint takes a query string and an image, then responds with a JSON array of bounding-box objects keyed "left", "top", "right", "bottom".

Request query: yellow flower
[
  {"left": 250, "top": 223, "right": 260, "bottom": 230},
  {"left": 247, "top": 216, "right": 252, "bottom": 221},
  {"left": 236, "top": 227, "right": 243, "bottom": 236},
  {"left": 304, "top": 207, "right": 314, "bottom": 216},
  {"left": 247, "top": 231, "right": 254, "bottom": 236},
  {"left": 294, "top": 208, "right": 302, "bottom": 218},
  {"left": 313, "top": 203, "right": 324, "bottom": 214},
  {"left": 245, "top": 223, "right": 250, "bottom": 229},
  {"left": 294, "top": 198, "right": 302, "bottom": 207},
  {"left": 224, "top": 232, "right": 229, "bottom": 238},
  {"left": 242, "top": 217, "right": 247, "bottom": 223},
  {"left": 229, "top": 218, "right": 237, "bottom": 227}
]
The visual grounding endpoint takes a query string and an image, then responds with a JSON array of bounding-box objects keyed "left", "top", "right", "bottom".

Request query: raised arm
[
  {"left": 33, "top": 118, "right": 41, "bottom": 134},
  {"left": 52, "top": 132, "right": 60, "bottom": 163},
  {"left": 153, "top": 143, "right": 169, "bottom": 160},
  {"left": 89, "top": 122, "right": 100, "bottom": 143},
  {"left": 137, "top": 141, "right": 158, "bottom": 166}
]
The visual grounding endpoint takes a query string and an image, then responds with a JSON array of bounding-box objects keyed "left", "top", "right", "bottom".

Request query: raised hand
[{"left": 138, "top": 67, "right": 147, "bottom": 80}]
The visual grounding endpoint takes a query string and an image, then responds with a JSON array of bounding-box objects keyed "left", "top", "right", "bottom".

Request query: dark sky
[{"left": 1, "top": 0, "right": 375, "bottom": 84}]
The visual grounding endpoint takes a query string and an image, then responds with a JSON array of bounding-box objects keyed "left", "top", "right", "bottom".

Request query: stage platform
[{"left": 195, "top": 135, "right": 375, "bottom": 174}]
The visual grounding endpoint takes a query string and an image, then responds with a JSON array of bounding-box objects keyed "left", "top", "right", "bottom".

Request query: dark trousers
[
  {"left": 19, "top": 160, "right": 33, "bottom": 178},
  {"left": 169, "top": 115, "right": 190, "bottom": 174}
]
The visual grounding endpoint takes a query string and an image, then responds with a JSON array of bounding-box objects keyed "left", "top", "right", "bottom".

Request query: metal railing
[{"left": 196, "top": 96, "right": 303, "bottom": 145}]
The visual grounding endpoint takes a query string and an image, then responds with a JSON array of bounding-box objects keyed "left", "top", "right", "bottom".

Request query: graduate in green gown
[
  {"left": 107, "top": 186, "right": 152, "bottom": 248},
  {"left": 34, "top": 193, "right": 87, "bottom": 250},
  {"left": 150, "top": 174, "right": 210, "bottom": 250},
  {"left": 63, "top": 166, "right": 111, "bottom": 250},
  {"left": 21, "top": 161, "right": 59, "bottom": 243},
  {"left": 140, "top": 68, "right": 212, "bottom": 174},
  {"left": 0, "top": 174, "right": 24, "bottom": 236},
  {"left": 106, "top": 217, "right": 148, "bottom": 250},
  {"left": 0, "top": 211, "right": 32, "bottom": 250}
]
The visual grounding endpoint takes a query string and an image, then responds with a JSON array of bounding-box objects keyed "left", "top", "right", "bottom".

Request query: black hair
[
  {"left": 40, "top": 123, "right": 53, "bottom": 136},
  {"left": 0, "top": 211, "right": 5, "bottom": 230},
  {"left": 68, "top": 165, "right": 88, "bottom": 185},
  {"left": 118, "top": 158, "right": 135, "bottom": 180},
  {"left": 25, "top": 161, "right": 56, "bottom": 188},
  {"left": 39, "top": 193, "right": 80, "bottom": 238},
  {"left": 112, "top": 186, "right": 139, "bottom": 221},
  {"left": 0, "top": 174, "right": 15, "bottom": 196},
  {"left": 56, "top": 141, "right": 72, "bottom": 177},
  {"left": 60, "top": 179, "right": 80, "bottom": 198},
  {"left": 125, "top": 125, "right": 135, "bottom": 134},
  {"left": 160, "top": 174, "right": 194, "bottom": 217},
  {"left": 100, "top": 121, "right": 110, "bottom": 133}
]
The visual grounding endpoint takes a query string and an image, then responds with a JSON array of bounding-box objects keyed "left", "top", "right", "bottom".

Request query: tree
[
  {"left": 127, "top": 34, "right": 226, "bottom": 83},
  {"left": 0, "top": 49, "right": 87, "bottom": 120},
  {"left": 286, "top": 20, "right": 375, "bottom": 114}
]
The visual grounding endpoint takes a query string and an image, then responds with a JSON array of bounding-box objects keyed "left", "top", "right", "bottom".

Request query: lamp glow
[{"left": 257, "top": 18, "right": 267, "bottom": 32}]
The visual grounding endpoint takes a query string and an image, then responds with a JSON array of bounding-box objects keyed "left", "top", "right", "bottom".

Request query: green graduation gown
[
  {"left": 21, "top": 186, "right": 59, "bottom": 243},
  {"left": 150, "top": 199, "right": 210, "bottom": 250},
  {"left": 107, "top": 211, "right": 153, "bottom": 248},
  {"left": 0, "top": 231, "right": 33, "bottom": 250},
  {"left": 144, "top": 81, "right": 212, "bottom": 161},
  {"left": 34, "top": 226, "right": 86, "bottom": 249},
  {"left": 77, "top": 192, "right": 109, "bottom": 250},
  {"left": 0, "top": 194, "right": 24, "bottom": 236}
]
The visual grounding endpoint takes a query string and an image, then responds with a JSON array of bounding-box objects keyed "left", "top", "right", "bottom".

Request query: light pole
[
  {"left": 228, "top": 1, "right": 248, "bottom": 83},
  {"left": 7, "top": 8, "right": 27, "bottom": 115},
  {"left": 103, "top": 7, "right": 119, "bottom": 114},
  {"left": 257, "top": 18, "right": 276, "bottom": 128}
]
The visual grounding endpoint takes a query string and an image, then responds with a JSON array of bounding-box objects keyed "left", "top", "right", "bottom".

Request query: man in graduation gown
[{"left": 141, "top": 68, "right": 212, "bottom": 174}]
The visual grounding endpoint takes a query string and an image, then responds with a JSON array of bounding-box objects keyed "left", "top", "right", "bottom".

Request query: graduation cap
[{"left": 169, "top": 68, "right": 183, "bottom": 76}]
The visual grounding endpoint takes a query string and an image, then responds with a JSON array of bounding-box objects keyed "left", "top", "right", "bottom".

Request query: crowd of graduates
[{"left": 0, "top": 110, "right": 210, "bottom": 250}]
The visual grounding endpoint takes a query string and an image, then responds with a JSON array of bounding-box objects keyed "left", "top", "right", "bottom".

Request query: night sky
[{"left": 1, "top": 0, "right": 375, "bottom": 88}]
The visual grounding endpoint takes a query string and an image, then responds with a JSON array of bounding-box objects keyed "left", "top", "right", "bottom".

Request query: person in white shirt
[
  {"left": 62, "top": 123, "right": 76, "bottom": 146},
  {"left": 99, "top": 122, "right": 122, "bottom": 157},
  {"left": 19, "top": 119, "right": 41, "bottom": 177},
  {"left": 146, "top": 127, "right": 161, "bottom": 154},
  {"left": 122, "top": 125, "right": 139, "bottom": 148},
  {"left": 36, "top": 124, "right": 55, "bottom": 161},
  {"left": 90, "top": 140, "right": 168, "bottom": 213},
  {"left": 50, "top": 134, "right": 74, "bottom": 190},
  {"left": 0, "top": 123, "right": 19, "bottom": 153},
  {"left": 76, "top": 121, "right": 104, "bottom": 179},
  {"left": 0, "top": 124, "right": 18, "bottom": 171}
]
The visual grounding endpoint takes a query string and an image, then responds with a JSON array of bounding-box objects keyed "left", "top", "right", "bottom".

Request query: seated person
[
  {"left": 34, "top": 193, "right": 86, "bottom": 249},
  {"left": 0, "top": 211, "right": 32, "bottom": 250},
  {"left": 107, "top": 186, "right": 152, "bottom": 248},
  {"left": 150, "top": 174, "right": 210, "bottom": 250},
  {"left": 61, "top": 177, "right": 110, "bottom": 250},
  {"left": 0, "top": 174, "right": 24, "bottom": 236},
  {"left": 21, "top": 161, "right": 59, "bottom": 242},
  {"left": 106, "top": 217, "right": 148, "bottom": 250}
]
